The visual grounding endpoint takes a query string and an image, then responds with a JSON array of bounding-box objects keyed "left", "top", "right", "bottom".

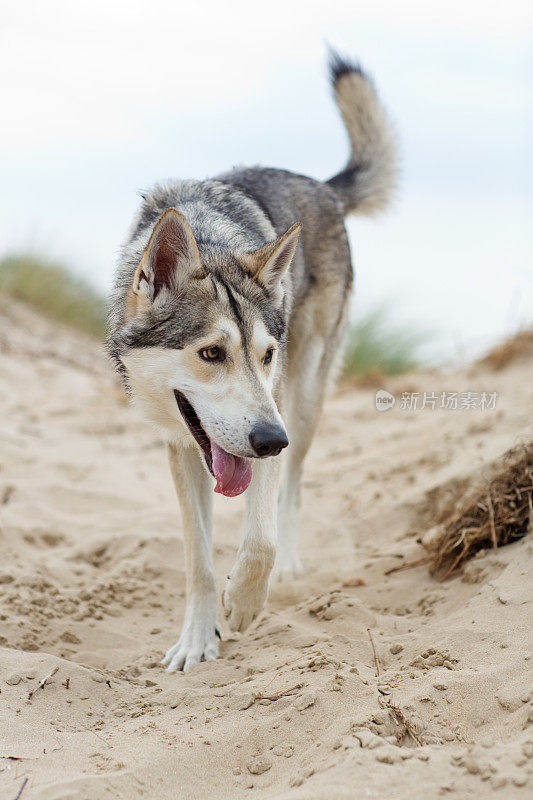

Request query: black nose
[{"left": 249, "top": 424, "right": 289, "bottom": 457}]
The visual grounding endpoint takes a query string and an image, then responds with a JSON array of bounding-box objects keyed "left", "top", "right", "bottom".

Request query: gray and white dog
[{"left": 108, "top": 53, "right": 396, "bottom": 671}]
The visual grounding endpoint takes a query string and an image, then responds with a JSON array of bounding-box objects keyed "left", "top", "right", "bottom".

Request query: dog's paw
[
  {"left": 273, "top": 552, "right": 304, "bottom": 582},
  {"left": 161, "top": 608, "right": 220, "bottom": 672},
  {"left": 161, "top": 628, "right": 219, "bottom": 672},
  {"left": 222, "top": 557, "right": 271, "bottom": 633}
]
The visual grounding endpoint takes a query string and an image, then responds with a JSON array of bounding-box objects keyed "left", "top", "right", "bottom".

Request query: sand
[{"left": 1, "top": 297, "right": 532, "bottom": 799}]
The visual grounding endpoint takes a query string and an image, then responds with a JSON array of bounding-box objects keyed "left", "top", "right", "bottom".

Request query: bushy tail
[{"left": 326, "top": 51, "right": 398, "bottom": 216}]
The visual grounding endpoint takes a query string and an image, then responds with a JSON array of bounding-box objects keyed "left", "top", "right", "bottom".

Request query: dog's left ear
[{"left": 242, "top": 223, "right": 301, "bottom": 300}]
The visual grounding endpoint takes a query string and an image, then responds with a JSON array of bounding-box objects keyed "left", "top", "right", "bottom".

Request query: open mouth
[{"left": 174, "top": 390, "right": 252, "bottom": 497}]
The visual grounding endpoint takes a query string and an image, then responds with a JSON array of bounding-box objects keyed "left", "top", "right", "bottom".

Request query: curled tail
[{"left": 326, "top": 51, "right": 398, "bottom": 216}]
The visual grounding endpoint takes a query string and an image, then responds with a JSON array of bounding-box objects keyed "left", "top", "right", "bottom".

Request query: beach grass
[
  {"left": 0, "top": 254, "right": 107, "bottom": 338},
  {"left": 343, "top": 305, "right": 427, "bottom": 381}
]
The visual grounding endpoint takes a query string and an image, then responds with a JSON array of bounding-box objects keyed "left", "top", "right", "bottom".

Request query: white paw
[
  {"left": 273, "top": 552, "right": 304, "bottom": 582},
  {"left": 161, "top": 600, "right": 220, "bottom": 672},
  {"left": 223, "top": 554, "right": 272, "bottom": 633}
]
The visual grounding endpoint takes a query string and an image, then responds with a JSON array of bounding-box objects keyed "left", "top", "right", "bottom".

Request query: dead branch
[
  {"left": 367, "top": 628, "right": 423, "bottom": 747},
  {"left": 254, "top": 683, "right": 303, "bottom": 702},
  {"left": 384, "top": 556, "right": 430, "bottom": 576},
  {"left": 28, "top": 665, "right": 59, "bottom": 701},
  {"left": 486, "top": 492, "right": 497, "bottom": 550},
  {"left": 13, "top": 777, "right": 29, "bottom": 800},
  {"left": 367, "top": 628, "right": 381, "bottom": 677},
  {"left": 378, "top": 695, "right": 423, "bottom": 747}
]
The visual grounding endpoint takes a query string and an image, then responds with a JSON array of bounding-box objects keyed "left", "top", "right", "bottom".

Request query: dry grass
[
  {"left": 478, "top": 328, "right": 533, "bottom": 371},
  {"left": 0, "top": 254, "right": 107, "bottom": 339},
  {"left": 425, "top": 443, "right": 533, "bottom": 579}
]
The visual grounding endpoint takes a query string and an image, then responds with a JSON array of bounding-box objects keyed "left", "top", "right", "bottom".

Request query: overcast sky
[{"left": 1, "top": 0, "right": 532, "bottom": 361}]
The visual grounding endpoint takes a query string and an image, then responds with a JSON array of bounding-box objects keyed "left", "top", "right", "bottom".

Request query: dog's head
[{"left": 113, "top": 208, "right": 301, "bottom": 496}]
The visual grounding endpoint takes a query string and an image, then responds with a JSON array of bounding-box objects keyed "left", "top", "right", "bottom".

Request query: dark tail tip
[{"left": 327, "top": 47, "right": 364, "bottom": 89}]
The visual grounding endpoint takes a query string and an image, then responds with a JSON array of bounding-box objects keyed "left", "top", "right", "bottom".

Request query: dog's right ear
[{"left": 129, "top": 208, "right": 204, "bottom": 313}]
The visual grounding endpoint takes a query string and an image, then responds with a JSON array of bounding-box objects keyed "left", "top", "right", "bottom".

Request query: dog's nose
[{"left": 249, "top": 424, "right": 289, "bottom": 457}]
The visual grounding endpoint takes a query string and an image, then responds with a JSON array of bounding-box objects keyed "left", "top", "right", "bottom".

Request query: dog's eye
[
  {"left": 264, "top": 347, "right": 274, "bottom": 365},
  {"left": 200, "top": 346, "right": 224, "bottom": 362}
]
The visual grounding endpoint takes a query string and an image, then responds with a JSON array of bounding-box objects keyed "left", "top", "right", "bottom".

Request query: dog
[{"left": 107, "top": 52, "right": 396, "bottom": 671}]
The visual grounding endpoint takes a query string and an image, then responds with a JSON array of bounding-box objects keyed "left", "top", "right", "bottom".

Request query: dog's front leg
[
  {"left": 161, "top": 441, "right": 219, "bottom": 672},
  {"left": 223, "top": 457, "right": 279, "bottom": 632}
]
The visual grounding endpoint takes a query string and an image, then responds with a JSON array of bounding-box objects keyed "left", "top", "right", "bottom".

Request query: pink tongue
[{"left": 211, "top": 442, "right": 252, "bottom": 497}]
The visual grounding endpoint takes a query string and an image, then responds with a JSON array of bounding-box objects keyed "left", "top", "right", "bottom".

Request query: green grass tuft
[
  {"left": 0, "top": 254, "right": 107, "bottom": 338},
  {"left": 343, "top": 305, "right": 427, "bottom": 380}
]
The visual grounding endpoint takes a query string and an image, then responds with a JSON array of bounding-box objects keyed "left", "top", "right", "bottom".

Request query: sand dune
[{"left": 1, "top": 298, "right": 531, "bottom": 799}]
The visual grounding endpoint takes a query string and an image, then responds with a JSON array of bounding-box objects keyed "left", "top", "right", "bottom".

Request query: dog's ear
[
  {"left": 242, "top": 223, "right": 301, "bottom": 298},
  {"left": 132, "top": 208, "right": 204, "bottom": 304}
]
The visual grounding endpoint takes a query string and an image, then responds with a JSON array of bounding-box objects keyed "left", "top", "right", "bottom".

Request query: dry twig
[
  {"left": 28, "top": 665, "right": 59, "bottom": 700},
  {"left": 378, "top": 696, "right": 423, "bottom": 746},
  {"left": 366, "top": 628, "right": 381, "bottom": 677},
  {"left": 367, "top": 628, "right": 423, "bottom": 747},
  {"left": 486, "top": 493, "right": 497, "bottom": 550},
  {"left": 83, "top": 725, "right": 113, "bottom": 749},
  {"left": 254, "top": 683, "right": 303, "bottom": 702},
  {"left": 384, "top": 556, "right": 430, "bottom": 576},
  {"left": 12, "top": 777, "right": 29, "bottom": 800}
]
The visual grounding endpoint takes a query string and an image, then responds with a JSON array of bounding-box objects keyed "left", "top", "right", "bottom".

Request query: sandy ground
[{"left": 1, "top": 297, "right": 532, "bottom": 800}]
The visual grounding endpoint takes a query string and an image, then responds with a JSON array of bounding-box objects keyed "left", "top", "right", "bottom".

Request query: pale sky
[{"left": 2, "top": 0, "right": 532, "bottom": 361}]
